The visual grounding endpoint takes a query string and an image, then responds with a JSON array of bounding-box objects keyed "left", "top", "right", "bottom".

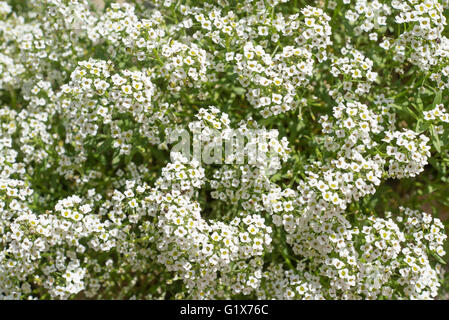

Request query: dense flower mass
[{"left": 0, "top": 0, "right": 448, "bottom": 300}]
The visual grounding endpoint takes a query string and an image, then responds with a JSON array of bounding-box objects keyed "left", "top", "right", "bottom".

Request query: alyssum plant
[{"left": 0, "top": 0, "right": 448, "bottom": 300}]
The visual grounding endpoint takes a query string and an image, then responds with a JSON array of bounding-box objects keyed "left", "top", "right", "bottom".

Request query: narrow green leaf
[
  {"left": 430, "top": 251, "right": 447, "bottom": 265},
  {"left": 433, "top": 91, "right": 442, "bottom": 107},
  {"left": 430, "top": 125, "right": 441, "bottom": 153}
]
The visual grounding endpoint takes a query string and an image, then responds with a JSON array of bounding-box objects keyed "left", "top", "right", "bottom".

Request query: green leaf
[
  {"left": 415, "top": 96, "right": 423, "bottom": 112},
  {"left": 433, "top": 91, "right": 442, "bottom": 108},
  {"left": 232, "top": 87, "right": 246, "bottom": 95},
  {"left": 392, "top": 103, "right": 419, "bottom": 120},
  {"left": 407, "top": 106, "right": 419, "bottom": 120},
  {"left": 441, "top": 128, "right": 449, "bottom": 146},
  {"left": 415, "top": 119, "right": 430, "bottom": 133},
  {"left": 430, "top": 125, "right": 441, "bottom": 153},
  {"left": 430, "top": 250, "right": 447, "bottom": 265}
]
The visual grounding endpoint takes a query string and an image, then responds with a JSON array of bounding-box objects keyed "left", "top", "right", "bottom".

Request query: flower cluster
[{"left": 0, "top": 0, "right": 448, "bottom": 300}]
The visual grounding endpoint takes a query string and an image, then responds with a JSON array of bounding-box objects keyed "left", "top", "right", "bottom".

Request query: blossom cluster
[{"left": 0, "top": 0, "right": 448, "bottom": 300}]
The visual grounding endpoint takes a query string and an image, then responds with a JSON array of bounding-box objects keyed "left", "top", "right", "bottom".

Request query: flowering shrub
[{"left": 0, "top": 0, "right": 449, "bottom": 300}]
